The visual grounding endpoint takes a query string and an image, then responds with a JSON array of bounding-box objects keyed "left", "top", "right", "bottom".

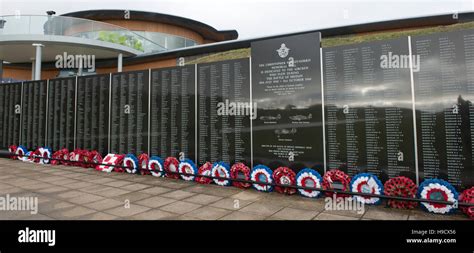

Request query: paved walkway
[{"left": 0, "top": 159, "right": 468, "bottom": 220}]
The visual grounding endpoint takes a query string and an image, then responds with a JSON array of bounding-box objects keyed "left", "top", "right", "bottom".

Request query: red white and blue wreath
[
  {"left": 250, "top": 165, "right": 273, "bottom": 192},
  {"left": 211, "top": 162, "right": 231, "bottom": 186},
  {"left": 37, "top": 147, "right": 52, "bottom": 164},
  {"left": 178, "top": 159, "right": 198, "bottom": 181},
  {"left": 231, "top": 163, "right": 251, "bottom": 188},
  {"left": 16, "top": 145, "right": 28, "bottom": 162},
  {"left": 123, "top": 154, "right": 139, "bottom": 174},
  {"left": 296, "top": 168, "right": 323, "bottom": 198},
  {"left": 15, "top": 145, "right": 28, "bottom": 162},
  {"left": 350, "top": 173, "right": 383, "bottom": 205},
  {"left": 148, "top": 156, "right": 165, "bottom": 177},
  {"left": 196, "top": 162, "right": 213, "bottom": 184},
  {"left": 417, "top": 178, "right": 458, "bottom": 214},
  {"left": 164, "top": 157, "right": 180, "bottom": 179}
]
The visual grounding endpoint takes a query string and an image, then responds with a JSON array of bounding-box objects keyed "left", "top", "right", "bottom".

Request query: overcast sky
[{"left": 0, "top": 0, "right": 473, "bottom": 39}]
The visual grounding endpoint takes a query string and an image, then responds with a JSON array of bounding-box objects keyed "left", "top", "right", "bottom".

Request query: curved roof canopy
[{"left": 61, "top": 9, "right": 239, "bottom": 41}]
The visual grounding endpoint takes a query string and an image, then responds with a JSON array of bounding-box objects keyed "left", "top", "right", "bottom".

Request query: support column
[
  {"left": 31, "top": 60, "right": 35, "bottom": 80},
  {"left": 32, "top": 43, "right": 44, "bottom": 80},
  {"left": 118, "top": 53, "right": 123, "bottom": 73},
  {"left": 77, "top": 59, "right": 83, "bottom": 76}
]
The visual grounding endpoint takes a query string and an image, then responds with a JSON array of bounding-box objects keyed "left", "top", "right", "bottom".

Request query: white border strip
[{"left": 408, "top": 36, "right": 420, "bottom": 186}]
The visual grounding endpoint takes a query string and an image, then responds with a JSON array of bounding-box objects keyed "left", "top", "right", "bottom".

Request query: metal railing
[{"left": 0, "top": 15, "right": 166, "bottom": 53}]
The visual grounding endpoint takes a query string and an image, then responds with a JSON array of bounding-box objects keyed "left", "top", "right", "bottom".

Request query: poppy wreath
[
  {"left": 211, "top": 162, "right": 231, "bottom": 186},
  {"left": 79, "top": 149, "right": 91, "bottom": 168},
  {"left": 196, "top": 162, "right": 213, "bottom": 184},
  {"left": 178, "top": 159, "right": 198, "bottom": 181},
  {"left": 31, "top": 148, "right": 42, "bottom": 163},
  {"left": 296, "top": 168, "right": 323, "bottom": 198},
  {"left": 250, "top": 165, "right": 273, "bottom": 192},
  {"left": 273, "top": 167, "right": 297, "bottom": 194},
  {"left": 61, "top": 149, "right": 72, "bottom": 166},
  {"left": 88, "top": 151, "right": 103, "bottom": 168},
  {"left": 138, "top": 153, "right": 150, "bottom": 175},
  {"left": 68, "top": 149, "right": 82, "bottom": 167},
  {"left": 384, "top": 176, "right": 418, "bottom": 209},
  {"left": 164, "top": 157, "right": 180, "bottom": 179},
  {"left": 37, "top": 147, "right": 52, "bottom": 165},
  {"left": 350, "top": 173, "right": 384, "bottom": 205},
  {"left": 322, "top": 169, "right": 351, "bottom": 198},
  {"left": 123, "top": 154, "right": 139, "bottom": 174},
  {"left": 459, "top": 187, "right": 474, "bottom": 219},
  {"left": 8, "top": 145, "right": 17, "bottom": 159},
  {"left": 15, "top": 145, "right": 28, "bottom": 162},
  {"left": 148, "top": 156, "right": 165, "bottom": 177},
  {"left": 417, "top": 179, "right": 458, "bottom": 214},
  {"left": 51, "top": 148, "right": 68, "bottom": 165},
  {"left": 112, "top": 155, "right": 126, "bottom": 173},
  {"left": 231, "top": 163, "right": 251, "bottom": 188}
]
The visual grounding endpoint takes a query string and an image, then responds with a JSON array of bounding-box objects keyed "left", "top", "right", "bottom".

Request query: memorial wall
[
  {"left": 150, "top": 66, "right": 196, "bottom": 161},
  {"left": 46, "top": 77, "right": 76, "bottom": 151},
  {"left": 0, "top": 82, "right": 22, "bottom": 149},
  {"left": 20, "top": 80, "right": 47, "bottom": 150},
  {"left": 197, "top": 58, "right": 251, "bottom": 166},
  {"left": 251, "top": 32, "right": 324, "bottom": 173},
  {"left": 323, "top": 37, "right": 417, "bottom": 183},
  {"left": 76, "top": 74, "right": 110, "bottom": 155},
  {"left": 1, "top": 29, "right": 474, "bottom": 189},
  {"left": 110, "top": 70, "right": 149, "bottom": 155},
  {"left": 413, "top": 29, "right": 474, "bottom": 188}
]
